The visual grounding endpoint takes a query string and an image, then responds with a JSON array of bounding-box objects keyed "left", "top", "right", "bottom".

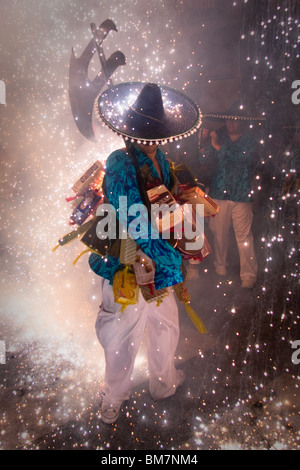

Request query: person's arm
[
  {"left": 199, "top": 136, "right": 218, "bottom": 165},
  {"left": 218, "top": 134, "right": 257, "bottom": 161},
  {"left": 209, "top": 131, "right": 221, "bottom": 151},
  {"left": 198, "top": 135, "right": 219, "bottom": 187}
]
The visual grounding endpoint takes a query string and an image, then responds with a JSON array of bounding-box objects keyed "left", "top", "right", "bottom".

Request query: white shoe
[
  {"left": 241, "top": 279, "right": 255, "bottom": 289},
  {"left": 100, "top": 398, "right": 123, "bottom": 424}
]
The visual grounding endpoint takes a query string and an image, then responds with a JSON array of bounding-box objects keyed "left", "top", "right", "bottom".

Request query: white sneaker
[{"left": 100, "top": 398, "right": 123, "bottom": 424}]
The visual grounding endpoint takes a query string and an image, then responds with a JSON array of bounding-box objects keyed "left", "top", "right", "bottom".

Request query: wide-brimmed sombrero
[
  {"left": 94, "top": 82, "right": 202, "bottom": 145},
  {"left": 203, "top": 101, "right": 266, "bottom": 122}
]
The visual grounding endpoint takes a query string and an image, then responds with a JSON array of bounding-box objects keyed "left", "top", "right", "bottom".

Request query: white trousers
[
  {"left": 209, "top": 200, "right": 257, "bottom": 282},
  {"left": 95, "top": 278, "right": 180, "bottom": 401}
]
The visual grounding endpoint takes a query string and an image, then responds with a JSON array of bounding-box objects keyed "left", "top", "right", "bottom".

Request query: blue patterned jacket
[
  {"left": 88, "top": 147, "right": 183, "bottom": 289},
  {"left": 199, "top": 130, "right": 258, "bottom": 202}
]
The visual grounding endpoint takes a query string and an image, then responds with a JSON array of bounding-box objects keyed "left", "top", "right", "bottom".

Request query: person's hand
[
  {"left": 198, "top": 128, "right": 211, "bottom": 153},
  {"left": 201, "top": 128, "right": 211, "bottom": 140},
  {"left": 210, "top": 131, "right": 221, "bottom": 150},
  {"left": 179, "top": 186, "right": 198, "bottom": 202}
]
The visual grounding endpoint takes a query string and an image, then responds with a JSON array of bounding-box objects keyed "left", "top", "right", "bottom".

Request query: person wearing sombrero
[
  {"left": 199, "top": 101, "right": 261, "bottom": 289},
  {"left": 89, "top": 82, "right": 201, "bottom": 424}
]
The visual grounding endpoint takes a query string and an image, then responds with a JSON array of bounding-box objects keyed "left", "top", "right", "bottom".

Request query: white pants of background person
[
  {"left": 209, "top": 199, "right": 257, "bottom": 287},
  {"left": 95, "top": 278, "right": 183, "bottom": 405}
]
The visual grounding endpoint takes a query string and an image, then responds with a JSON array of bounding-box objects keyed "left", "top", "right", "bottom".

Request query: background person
[{"left": 199, "top": 102, "right": 260, "bottom": 289}]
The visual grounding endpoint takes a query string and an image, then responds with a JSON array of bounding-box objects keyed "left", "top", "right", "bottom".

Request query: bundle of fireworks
[
  {"left": 132, "top": 249, "right": 169, "bottom": 304},
  {"left": 119, "top": 236, "right": 138, "bottom": 265},
  {"left": 67, "top": 160, "right": 105, "bottom": 225},
  {"left": 178, "top": 185, "right": 219, "bottom": 217},
  {"left": 173, "top": 281, "right": 191, "bottom": 303},
  {"left": 173, "top": 281, "right": 207, "bottom": 334},
  {"left": 172, "top": 162, "right": 219, "bottom": 217},
  {"left": 80, "top": 214, "right": 121, "bottom": 257},
  {"left": 140, "top": 284, "right": 169, "bottom": 304},
  {"left": 200, "top": 234, "right": 212, "bottom": 259},
  {"left": 112, "top": 261, "right": 168, "bottom": 307},
  {"left": 147, "top": 184, "right": 185, "bottom": 233},
  {"left": 132, "top": 249, "right": 155, "bottom": 285},
  {"left": 72, "top": 160, "right": 105, "bottom": 194},
  {"left": 112, "top": 266, "right": 139, "bottom": 310}
]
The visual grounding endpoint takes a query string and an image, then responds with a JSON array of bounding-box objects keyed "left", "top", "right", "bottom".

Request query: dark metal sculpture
[{"left": 69, "top": 19, "right": 126, "bottom": 141}]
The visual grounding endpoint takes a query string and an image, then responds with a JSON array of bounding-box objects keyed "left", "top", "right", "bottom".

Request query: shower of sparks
[{"left": 0, "top": 0, "right": 299, "bottom": 451}]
